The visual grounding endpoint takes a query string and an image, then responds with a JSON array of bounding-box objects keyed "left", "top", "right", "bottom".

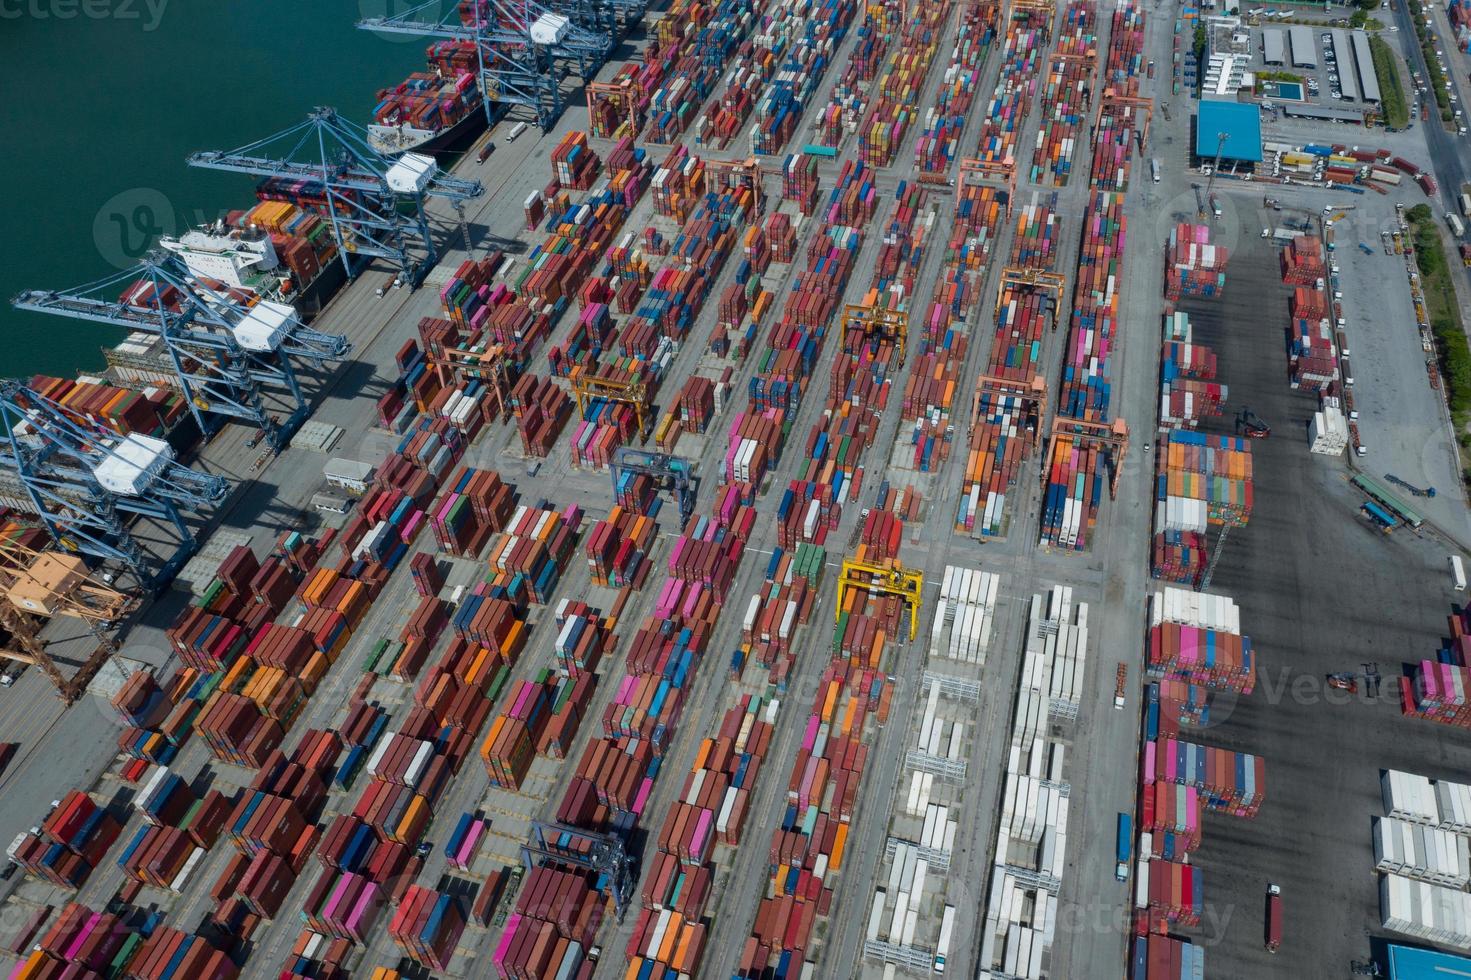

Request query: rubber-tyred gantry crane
[{"left": 836, "top": 558, "right": 925, "bottom": 642}]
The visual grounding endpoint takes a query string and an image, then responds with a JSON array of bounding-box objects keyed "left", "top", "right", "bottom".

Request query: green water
[{"left": 0, "top": 1, "right": 426, "bottom": 379}]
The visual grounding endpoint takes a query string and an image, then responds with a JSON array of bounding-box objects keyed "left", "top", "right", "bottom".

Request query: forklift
[{"left": 1235, "top": 406, "right": 1271, "bottom": 438}]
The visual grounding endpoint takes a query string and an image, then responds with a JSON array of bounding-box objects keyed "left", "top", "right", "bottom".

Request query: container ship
[
  {"left": 368, "top": 41, "right": 488, "bottom": 156},
  {"left": 102, "top": 189, "right": 349, "bottom": 395}
]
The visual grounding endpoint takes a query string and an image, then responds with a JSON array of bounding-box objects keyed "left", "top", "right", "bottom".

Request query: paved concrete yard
[{"left": 1175, "top": 232, "right": 1471, "bottom": 977}]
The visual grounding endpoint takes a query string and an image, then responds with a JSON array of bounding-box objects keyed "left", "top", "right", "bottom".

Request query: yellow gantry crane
[
  {"left": 843, "top": 303, "right": 911, "bottom": 365},
  {"left": 571, "top": 373, "right": 652, "bottom": 442},
  {"left": 835, "top": 558, "right": 925, "bottom": 642},
  {"left": 0, "top": 535, "right": 136, "bottom": 703}
]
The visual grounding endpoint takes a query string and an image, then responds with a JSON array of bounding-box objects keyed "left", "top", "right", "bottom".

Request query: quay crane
[
  {"left": 187, "top": 107, "right": 484, "bottom": 287},
  {"left": 358, "top": 0, "right": 623, "bottom": 132},
  {"left": 0, "top": 381, "right": 228, "bottom": 587},
  {"left": 13, "top": 254, "right": 350, "bottom": 452}
]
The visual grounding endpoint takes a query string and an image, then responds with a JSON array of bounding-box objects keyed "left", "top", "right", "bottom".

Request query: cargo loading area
[
  {"left": 1168, "top": 228, "right": 1471, "bottom": 977},
  {"left": 2, "top": 0, "right": 1471, "bottom": 978}
]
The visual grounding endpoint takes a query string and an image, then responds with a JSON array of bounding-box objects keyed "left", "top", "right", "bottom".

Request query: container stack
[
  {"left": 811, "top": 3, "right": 899, "bottom": 148},
  {"left": 585, "top": 506, "right": 655, "bottom": 588},
  {"left": 1142, "top": 860, "right": 1204, "bottom": 927},
  {"left": 550, "top": 131, "right": 601, "bottom": 190},
  {"left": 118, "top": 926, "right": 239, "bottom": 979},
  {"left": 1281, "top": 234, "right": 1327, "bottom": 284},
  {"left": 749, "top": 0, "right": 859, "bottom": 156},
  {"left": 1030, "top": 2, "right": 1098, "bottom": 186},
  {"left": 1309, "top": 401, "right": 1349, "bottom": 455},
  {"left": 1164, "top": 222, "right": 1229, "bottom": 300},
  {"left": 483, "top": 502, "right": 581, "bottom": 603},
  {"left": 1380, "top": 874, "right": 1471, "bottom": 948},
  {"left": 1154, "top": 431, "right": 1253, "bottom": 533},
  {"left": 112, "top": 670, "right": 171, "bottom": 729},
  {"left": 1159, "top": 338, "right": 1225, "bottom": 428},
  {"left": 194, "top": 692, "right": 285, "bottom": 768},
  {"left": 490, "top": 868, "right": 600, "bottom": 977},
  {"left": 973, "top": 7, "right": 1049, "bottom": 170},
  {"left": 1009, "top": 194, "right": 1062, "bottom": 269},
  {"left": 1040, "top": 191, "right": 1128, "bottom": 551},
  {"left": 389, "top": 886, "right": 466, "bottom": 973},
  {"left": 740, "top": 497, "right": 907, "bottom": 975},
  {"left": 427, "top": 466, "right": 516, "bottom": 557},
  {"left": 1289, "top": 312, "right": 1340, "bottom": 393},
  {"left": 1403, "top": 660, "right": 1471, "bottom": 727},
  {"left": 1144, "top": 736, "right": 1266, "bottom": 817},
  {"left": 1150, "top": 529, "right": 1207, "bottom": 586},
  {"left": 781, "top": 152, "right": 822, "bottom": 216},
  {"left": 481, "top": 677, "right": 551, "bottom": 790},
  {"left": 1146, "top": 587, "right": 1255, "bottom": 693},
  {"left": 438, "top": 253, "right": 509, "bottom": 328},
  {"left": 857, "top": 2, "right": 947, "bottom": 169},
  {"left": 1091, "top": 6, "right": 1147, "bottom": 191},
  {"left": 1147, "top": 679, "right": 1213, "bottom": 733},
  {"left": 1129, "top": 934, "right": 1205, "bottom": 978},
  {"left": 912, "top": 0, "right": 990, "bottom": 177},
  {"left": 29, "top": 374, "right": 183, "bottom": 438},
  {"left": 7, "top": 790, "right": 123, "bottom": 889},
  {"left": 24, "top": 902, "right": 133, "bottom": 978},
  {"left": 742, "top": 543, "right": 825, "bottom": 686},
  {"left": 300, "top": 868, "right": 386, "bottom": 944},
  {"left": 509, "top": 373, "right": 573, "bottom": 458},
  {"left": 1374, "top": 816, "right": 1471, "bottom": 887},
  {"left": 766, "top": 211, "right": 799, "bottom": 264}
]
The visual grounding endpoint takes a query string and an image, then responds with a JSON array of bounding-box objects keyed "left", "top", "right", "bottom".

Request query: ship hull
[{"left": 369, "top": 106, "right": 490, "bottom": 157}]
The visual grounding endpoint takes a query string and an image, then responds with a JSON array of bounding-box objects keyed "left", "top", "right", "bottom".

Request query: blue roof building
[
  {"left": 1196, "top": 100, "right": 1263, "bottom": 164},
  {"left": 1387, "top": 943, "right": 1471, "bottom": 979}
]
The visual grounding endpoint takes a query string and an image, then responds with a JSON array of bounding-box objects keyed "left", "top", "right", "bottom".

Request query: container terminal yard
[{"left": 4, "top": 0, "right": 1471, "bottom": 977}]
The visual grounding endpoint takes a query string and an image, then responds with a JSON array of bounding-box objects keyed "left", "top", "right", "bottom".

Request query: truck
[
  {"left": 1115, "top": 812, "right": 1132, "bottom": 881},
  {"left": 1452, "top": 555, "right": 1467, "bottom": 591},
  {"left": 1448, "top": 212, "right": 1466, "bottom": 238},
  {"left": 1459, "top": 184, "right": 1471, "bottom": 217},
  {"left": 1461, "top": 243, "right": 1471, "bottom": 267},
  {"left": 933, "top": 905, "right": 955, "bottom": 973},
  {"left": 1265, "top": 886, "right": 1283, "bottom": 952},
  {"left": 1151, "top": 158, "right": 1161, "bottom": 183}
]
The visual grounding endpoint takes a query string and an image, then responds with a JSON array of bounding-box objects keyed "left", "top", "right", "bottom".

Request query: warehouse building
[
  {"left": 1331, "top": 29, "right": 1360, "bottom": 101},
  {"left": 1289, "top": 25, "right": 1317, "bottom": 67},
  {"left": 1262, "top": 28, "right": 1285, "bottom": 65},
  {"left": 1351, "top": 30, "right": 1381, "bottom": 103},
  {"left": 1196, "top": 99, "right": 1264, "bottom": 164},
  {"left": 1283, "top": 102, "right": 1366, "bottom": 124}
]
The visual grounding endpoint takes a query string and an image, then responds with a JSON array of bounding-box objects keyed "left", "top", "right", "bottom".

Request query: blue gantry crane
[
  {"left": 186, "top": 107, "right": 484, "bottom": 286},
  {"left": 13, "top": 255, "right": 351, "bottom": 452},
  {"left": 0, "top": 381, "right": 229, "bottom": 587},
  {"left": 611, "top": 448, "right": 699, "bottom": 523},
  {"left": 358, "top": 0, "right": 620, "bottom": 132}
]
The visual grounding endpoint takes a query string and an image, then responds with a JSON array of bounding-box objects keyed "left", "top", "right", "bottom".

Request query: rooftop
[
  {"left": 1196, "top": 100, "right": 1264, "bottom": 162},
  {"left": 1387, "top": 943, "right": 1471, "bottom": 980}
]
